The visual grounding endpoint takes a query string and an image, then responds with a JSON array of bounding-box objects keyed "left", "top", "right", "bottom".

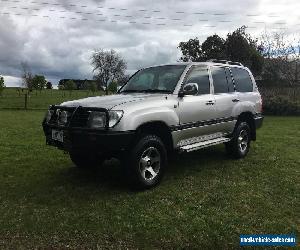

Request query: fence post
[{"left": 24, "top": 93, "right": 28, "bottom": 110}]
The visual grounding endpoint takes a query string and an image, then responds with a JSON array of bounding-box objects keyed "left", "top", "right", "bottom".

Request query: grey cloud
[{"left": 0, "top": 0, "right": 298, "bottom": 86}]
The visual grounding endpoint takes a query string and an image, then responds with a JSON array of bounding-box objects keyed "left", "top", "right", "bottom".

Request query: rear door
[
  {"left": 210, "top": 66, "right": 238, "bottom": 135},
  {"left": 230, "top": 67, "right": 259, "bottom": 110}
]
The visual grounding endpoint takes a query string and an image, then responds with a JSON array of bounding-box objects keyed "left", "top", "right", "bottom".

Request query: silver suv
[{"left": 43, "top": 60, "right": 263, "bottom": 189}]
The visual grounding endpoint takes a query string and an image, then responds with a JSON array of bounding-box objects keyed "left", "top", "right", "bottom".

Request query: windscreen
[{"left": 120, "top": 65, "right": 186, "bottom": 93}]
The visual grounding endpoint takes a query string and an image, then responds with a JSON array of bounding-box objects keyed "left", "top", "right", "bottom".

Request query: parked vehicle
[{"left": 42, "top": 60, "right": 263, "bottom": 189}]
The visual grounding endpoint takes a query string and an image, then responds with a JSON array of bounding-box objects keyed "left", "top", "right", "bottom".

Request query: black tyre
[
  {"left": 225, "top": 122, "right": 251, "bottom": 159},
  {"left": 69, "top": 151, "right": 104, "bottom": 168},
  {"left": 126, "top": 134, "right": 167, "bottom": 189}
]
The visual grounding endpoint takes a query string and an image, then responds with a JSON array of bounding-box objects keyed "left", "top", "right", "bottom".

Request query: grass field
[
  {"left": 0, "top": 88, "right": 104, "bottom": 109},
  {"left": 0, "top": 110, "right": 299, "bottom": 248}
]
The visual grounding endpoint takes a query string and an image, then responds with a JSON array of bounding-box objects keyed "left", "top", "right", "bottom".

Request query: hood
[{"left": 60, "top": 93, "right": 166, "bottom": 110}]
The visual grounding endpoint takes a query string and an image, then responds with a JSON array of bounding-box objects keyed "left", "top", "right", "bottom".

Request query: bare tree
[
  {"left": 260, "top": 31, "right": 300, "bottom": 85},
  {"left": 21, "top": 62, "right": 33, "bottom": 90},
  {"left": 91, "top": 49, "right": 127, "bottom": 95}
]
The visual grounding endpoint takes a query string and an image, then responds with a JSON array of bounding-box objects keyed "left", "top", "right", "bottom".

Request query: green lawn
[
  {"left": 0, "top": 111, "right": 299, "bottom": 249},
  {"left": 0, "top": 88, "right": 104, "bottom": 109}
]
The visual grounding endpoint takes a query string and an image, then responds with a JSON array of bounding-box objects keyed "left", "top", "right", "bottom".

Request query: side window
[
  {"left": 225, "top": 68, "right": 234, "bottom": 92},
  {"left": 211, "top": 67, "right": 229, "bottom": 94},
  {"left": 183, "top": 66, "right": 210, "bottom": 95},
  {"left": 231, "top": 67, "right": 253, "bottom": 92}
]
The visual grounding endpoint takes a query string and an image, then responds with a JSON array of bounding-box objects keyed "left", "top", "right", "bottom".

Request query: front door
[{"left": 174, "top": 65, "right": 218, "bottom": 146}]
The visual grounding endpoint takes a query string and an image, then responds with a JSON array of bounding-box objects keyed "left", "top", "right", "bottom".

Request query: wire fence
[{"left": 0, "top": 88, "right": 105, "bottom": 110}]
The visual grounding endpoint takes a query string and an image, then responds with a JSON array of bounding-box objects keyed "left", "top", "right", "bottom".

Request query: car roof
[{"left": 145, "top": 61, "right": 246, "bottom": 69}]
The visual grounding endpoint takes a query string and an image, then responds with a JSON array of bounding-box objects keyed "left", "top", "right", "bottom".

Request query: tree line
[
  {"left": 178, "top": 26, "right": 300, "bottom": 86},
  {"left": 6, "top": 25, "right": 299, "bottom": 98}
]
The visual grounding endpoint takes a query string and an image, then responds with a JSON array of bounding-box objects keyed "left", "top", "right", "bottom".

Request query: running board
[{"left": 179, "top": 137, "right": 231, "bottom": 153}]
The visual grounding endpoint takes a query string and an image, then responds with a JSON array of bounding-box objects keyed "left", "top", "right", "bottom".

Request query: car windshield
[{"left": 120, "top": 65, "right": 186, "bottom": 93}]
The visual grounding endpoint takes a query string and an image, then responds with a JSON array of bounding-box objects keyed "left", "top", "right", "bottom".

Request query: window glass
[
  {"left": 211, "top": 67, "right": 229, "bottom": 94},
  {"left": 225, "top": 68, "right": 234, "bottom": 92},
  {"left": 121, "top": 65, "right": 186, "bottom": 93},
  {"left": 231, "top": 67, "right": 253, "bottom": 92},
  {"left": 183, "top": 66, "right": 210, "bottom": 95}
]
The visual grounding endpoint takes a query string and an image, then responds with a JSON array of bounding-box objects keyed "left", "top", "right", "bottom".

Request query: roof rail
[{"left": 207, "top": 59, "right": 243, "bottom": 66}]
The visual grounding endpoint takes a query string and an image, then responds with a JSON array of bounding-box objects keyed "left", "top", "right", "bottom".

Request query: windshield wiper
[
  {"left": 120, "top": 89, "right": 142, "bottom": 93},
  {"left": 120, "top": 89, "right": 172, "bottom": 94},
  {"left": 141, "top": 89, "right": 172, "bottom": 93}
]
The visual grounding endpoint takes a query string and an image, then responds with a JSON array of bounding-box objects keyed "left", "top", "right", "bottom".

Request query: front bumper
[
  {"left": 254, "top": 114, "right": 264, "bottom": 129},
  {"left": 43, "top": 124, "right": 135, "bottom": 152},
  {"left": 42, "top": 105, "right": 135, "bottom": 152}
]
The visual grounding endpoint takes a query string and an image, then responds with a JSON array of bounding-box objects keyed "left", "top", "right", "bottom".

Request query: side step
[{"left": 180, "top": 137, "right": 231, "bottom": 153}]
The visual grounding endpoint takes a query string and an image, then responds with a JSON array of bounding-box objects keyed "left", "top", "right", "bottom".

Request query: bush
[
  {"left": 108, "top": 81, "right": 118, "bottom": 93},
  {"left": 263, "top": 96, "right": 300, "bottom": 116}
]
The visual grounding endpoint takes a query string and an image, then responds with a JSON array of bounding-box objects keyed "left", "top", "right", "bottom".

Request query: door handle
[
  {"left": 206, "top": 100, "right": 215, "bottom": 105},
  {"left": 232, "top": 99, "right": 240, "bottom": 102}
]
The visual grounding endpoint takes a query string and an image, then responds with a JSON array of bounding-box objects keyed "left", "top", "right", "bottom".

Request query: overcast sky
[{"left": 0, "top": 0, "right": 299, "bottom": 87}]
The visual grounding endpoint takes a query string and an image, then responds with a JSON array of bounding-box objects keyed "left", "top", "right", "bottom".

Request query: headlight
[
  {"left": 45, "top": 110, "right": 54, "bottom": 122},
  {"left": 88, "top": 110, "right": 123, "bottom": 129},
  {"left": 88, "top": 111, "right": 106, "bottom": 129},
  {"left": 58, "top": 110, "right": 69, "bottom": 125},
  {"left": 108, "top": 110, "right": 123, "bottom": 127}
]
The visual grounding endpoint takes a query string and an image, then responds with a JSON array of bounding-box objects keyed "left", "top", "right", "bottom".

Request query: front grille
[
  {"left": 70, "top": 109, "right": 91, "bottom": 127},
  {"left": 46, "top": 106, "right": 107, "bottom": 129},
  {"left": 48, "top": 107, "right": 75, "bottom": 126}
]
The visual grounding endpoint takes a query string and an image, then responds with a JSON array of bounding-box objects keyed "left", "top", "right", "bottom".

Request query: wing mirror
[{"left": 178, "top": 83, "right": 198, "bottom": 97}]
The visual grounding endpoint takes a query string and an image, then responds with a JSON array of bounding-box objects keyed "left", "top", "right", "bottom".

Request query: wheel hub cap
[
  {"left": 139, "top": 147, "right": 161, "bottom": 181},
  {"left": 238, "top": 129, "right": 248, "bottom": 153}
]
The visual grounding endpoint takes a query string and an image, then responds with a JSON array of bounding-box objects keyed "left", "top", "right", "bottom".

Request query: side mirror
[{"left": 178, "top": 83, "right": 198, "bottom": 97}]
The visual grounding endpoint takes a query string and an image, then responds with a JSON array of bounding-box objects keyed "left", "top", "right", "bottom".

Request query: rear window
[{"left": 231, "top": 67, "right": 253, "bottom": 92}]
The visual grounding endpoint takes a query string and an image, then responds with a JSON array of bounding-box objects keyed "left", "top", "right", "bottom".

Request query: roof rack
[{"left": 207, "top": 59, "right": 243, "bottom": 66}]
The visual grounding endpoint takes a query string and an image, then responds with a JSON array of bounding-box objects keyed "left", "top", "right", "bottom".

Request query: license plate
[{"left": 52, "top": 129, "right": 64, "bottom": 142}]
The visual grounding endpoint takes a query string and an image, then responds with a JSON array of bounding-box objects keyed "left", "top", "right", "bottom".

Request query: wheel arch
[
  {"left": 236, "top": 112, "right": 256, "bottom": 140},
  {"left": 135, "top": 121, "right": 174, "bottom": 152}
]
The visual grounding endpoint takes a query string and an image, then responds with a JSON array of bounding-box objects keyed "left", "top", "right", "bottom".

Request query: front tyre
[
  {"left": 225, "top": 122, "right": 251, "bottom": 159},
  {"left": 127, "top": 134, "right": 167, "bottom": 189}
]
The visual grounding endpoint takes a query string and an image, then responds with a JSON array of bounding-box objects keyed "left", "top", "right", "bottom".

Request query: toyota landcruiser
[{"left": 42, "top": 60, "right": 263, "bottom": 189}]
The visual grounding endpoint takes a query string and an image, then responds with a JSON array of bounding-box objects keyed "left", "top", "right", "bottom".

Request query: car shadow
[
  {"left": 17, "top": 145, "right": 239, "bottom": 207},
  {"left": 52, "top": 145, "right": 232, "bottom": 192}
]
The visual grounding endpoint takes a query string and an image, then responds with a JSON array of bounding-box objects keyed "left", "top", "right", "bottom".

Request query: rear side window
[
  {"left": 183, "top": 66, "right": 210, "bottom": 95},
  {"left": 231, "top": 67, "right": 253, "bottom": 92},
  {"left": 211, "top": 67, "right": 229, "bottom": 94}
]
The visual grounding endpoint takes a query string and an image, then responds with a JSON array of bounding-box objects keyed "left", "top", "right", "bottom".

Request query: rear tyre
[
  {"left": 125, "top": 134, "right": 167, "bottom": 189},
  {"left": 69, "top": 151, "right": 104, "bottom": 168},
  {"left": 225, "top": 122, "right": 251, "bottom": 159}
]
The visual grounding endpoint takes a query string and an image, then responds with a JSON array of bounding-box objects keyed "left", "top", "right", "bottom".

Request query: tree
[
  {"left": 260, "top": 31, "right": 300, "bottom": 86},
  {"left": 225, "top": 26, "right": 264, "bottom": 75},
  {"left": 88, "top": 82, "right": 97, "bottom": 94},
  {"left": 21, "top": 62, "right": 33, "bottom": 91},
  {"left": 64, "top": 80, "right": 76, "bottom": 96},
  {"left": 177, "top": 26, "right": 264, "bottom": 76},
  {"left": 108, "top": 81, "right": 118, "bottom": 93},
  {"left": 91, "top": 49, "right": 127, "bottom": 95},
  {"left": 178, "top": 37, "right": 203, "bottom": 62},
  {"left": 201, "top": 35, "right": 226, "bottom": 60},
  {"left": 0, "top": 75, "right": 5, "bottom": 96},
  {"left": 117, "top": 74, "right": 131, "bottom": 87},
  {"left": 58, "top": 83, "right": 65, "bottom": 90},
  {"left": 46, "top": 82, "right": 53, "bottom": 89},
  {"left": 31, "top": 75, "right": 47, "bottom": 92}
]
